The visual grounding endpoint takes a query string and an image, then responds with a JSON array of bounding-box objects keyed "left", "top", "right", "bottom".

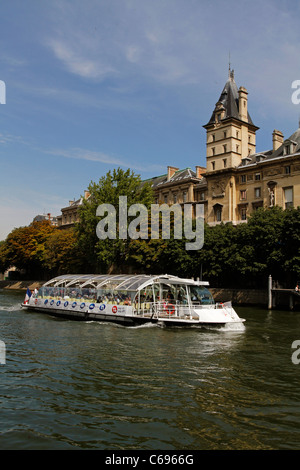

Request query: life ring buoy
[
  {"left": 89, "top": 303, "right": 95, "bottom": 310},
  {"left": 219, "top": 302, "right": 224, "bottom": 308},
  {"left": 44, "top": 299, "right": 48, "bottom": 305},
  {"left": 56, "top": 300, "right": 61, "bottom": 306},
  {"left": 35, "top": 299, "right": 38, "bottom": 305},
  {"left": 72, "top": 302, "right": 77, "bottom": 308},
  {"left": 166, "top": 303, "right": 175, "bottom": 315},
  {"left": 64, "top": 301, "right": 69, "bottom": 307},
  {"left": 50, "top": 300, "right": 54, "bottom": 305},
  {"left": 80, "top": 302, "right": 85, "bottom": 309}
]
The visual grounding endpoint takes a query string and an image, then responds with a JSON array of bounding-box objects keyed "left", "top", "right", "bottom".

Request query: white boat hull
[{"left": 22, "top": 297, "right": 245, "bottom": 327}]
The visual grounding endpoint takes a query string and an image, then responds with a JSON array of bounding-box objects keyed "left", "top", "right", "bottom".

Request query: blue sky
[{"left": 1, "top": 0, "right": 300, "bottom": 240}]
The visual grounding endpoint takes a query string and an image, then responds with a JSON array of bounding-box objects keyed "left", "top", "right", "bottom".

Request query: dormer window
[
  {"left": 283, "top": 141, "right": 296, "bottom": 155},
  {"left": 255, "top": 154, "right": 266, "bottom": 163},
  {"left": 241, "top": 157, "right": 251, "bottom": 166}
]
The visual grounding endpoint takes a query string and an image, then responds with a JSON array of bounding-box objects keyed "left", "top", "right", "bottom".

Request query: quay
[{"left": 268, "top": 275, "right": 300, "bottom": 310}]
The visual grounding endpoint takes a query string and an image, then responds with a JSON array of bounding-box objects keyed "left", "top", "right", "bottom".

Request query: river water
[{"left": 0, "top": 289, "right": 300, "bottom": 450}]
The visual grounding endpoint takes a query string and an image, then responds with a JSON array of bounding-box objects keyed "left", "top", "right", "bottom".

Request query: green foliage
[
  {"left": 2, "top": 220, "right": 56, "bottom": 278},
  {"left": 76, "top": 167, "right": 155, "bottom": 272},
  {"left": 42, "top": 228, "right": 80, "bottom": 275},
  {"left": 193, "top": 206, "right": 300, "bottom": 288}
]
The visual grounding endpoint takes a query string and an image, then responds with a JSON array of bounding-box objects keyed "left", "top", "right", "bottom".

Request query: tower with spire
[{"left": 203, "top": 68, "right": 259, "bottom": 173}]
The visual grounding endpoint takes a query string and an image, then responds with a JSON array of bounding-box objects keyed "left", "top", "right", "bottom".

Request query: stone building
[
  {"left": 149, "top": 68, "right": 300, "bottom": 225},
  {"left": 57, "top": 191, "right": 90, "bottom": 229}
]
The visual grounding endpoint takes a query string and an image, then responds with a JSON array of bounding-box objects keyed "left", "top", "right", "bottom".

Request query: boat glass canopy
[{"left": 42, "top": 274, "right": 208, "bottom": 291}]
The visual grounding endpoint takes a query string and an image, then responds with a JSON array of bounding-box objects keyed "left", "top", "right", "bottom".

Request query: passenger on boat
[{"left": 167, "top": 290, "right": 174, "bottom": 300}]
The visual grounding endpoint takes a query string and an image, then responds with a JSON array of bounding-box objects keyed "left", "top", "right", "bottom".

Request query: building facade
[{"left": 149, "top": 68, "right": 300, "bottom": 225}]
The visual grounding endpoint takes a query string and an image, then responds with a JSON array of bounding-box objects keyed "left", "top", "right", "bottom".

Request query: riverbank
[
  {"left": 0, "top": 280, "right": 43, "bottom": 291},
  {"left": 210, "top": 287, "right": 267, "bottom": 306}
]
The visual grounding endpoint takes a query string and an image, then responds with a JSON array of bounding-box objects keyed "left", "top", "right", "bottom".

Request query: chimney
[
  {"left": 167, "top": 166, "right": 179, "bottom": 181},
  {"left": 238, "top": 86, "right": 248, "bottom": 122},
  {"left": 272, "top": 129, "right": 284, "bottom": 151},
  {"left": 195, "top": 166, "right": 206, "bottom": 178}
]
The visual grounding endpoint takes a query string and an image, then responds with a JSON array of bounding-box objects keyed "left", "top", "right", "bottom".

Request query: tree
[
  {"left": 3, "top": 220, "right": 56, "bottom": 278},
  {"left": 76, "top": 167, "right": 155, "bottom": 272},
  {"left": 42, "top": 228, "right": 80, "bottom": 275}
]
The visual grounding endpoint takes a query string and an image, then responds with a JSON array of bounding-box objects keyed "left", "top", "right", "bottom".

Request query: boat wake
[
  {"left": 219, "top": 321, "right": 246, "bottom": 332},
  {"left": 0, "top": 303, "right": 22, "bottom": 312}
]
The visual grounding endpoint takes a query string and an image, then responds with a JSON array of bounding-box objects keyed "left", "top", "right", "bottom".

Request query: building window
[
  {"left": 255, "top": 173, "right": 261, "bottom": 181},
  {"left": 223, "top": 159, "right": 227, "bottom": 168},
  {"left": 285, "top": 165, "right": 291, "bottom": 174},
  {"left": 224, "top": 131, "right": 227, "bottom": 139},
  {"left": 284, "top": 187, "right": 293, "bottom": 209},
  {"left": 236, "top": 131, "right": 239, "bottom": 138},
  {"left": 212, "top": 134, "right": 215, "bottom": 142},
  {"left": 240, "top": 190, "right": 247, "bottom": 200},
  {"left": 164, "top": 194, "right": 168, "bottom": 204},
  {"left": 214, "top": 205, "right": 222, "bottom": 222},
  {"left": 199, "top": 191, "right": 205, "bottom": 201},
  {"left": 240, "top": 207, "right": 247, "bottom": 221},
  {"left": 211, "top": 161, "right": 215, "bottom": 170},
  {"left": 183, "top": 191, "right": 187, "bottom": 203},
  {"left": 255, "top": 187, "right": 261, "bottom": 198},
  {"left": 223, "top": 144, "right": 227, "bottom": 153},
  {"left": 173, "top": 193, "right": 177, "bottom": 203},
  {"left": 211, "top": 147, "right": 215, "bottom": 156},
  {"left": 236, "top": 145, "right": 239, "bottom": 153},
  {"left": 240, "top": 175, "right": 246, "bottom": 183}
]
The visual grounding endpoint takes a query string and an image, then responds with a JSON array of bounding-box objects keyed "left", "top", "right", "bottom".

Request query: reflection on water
[{"left": 1, "top": 290, "right": 300, "bottom": 449}]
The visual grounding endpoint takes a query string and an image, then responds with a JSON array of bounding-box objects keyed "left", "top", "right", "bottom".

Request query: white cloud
[
  {"left": 45, "top": 147, "right": 125, "bottom": 166},
  {"left": 43, "top": 147, "right": 165, "bottom": 173},
  {"left": 48, "top": 39, "right": 116, "bottom": 80}
]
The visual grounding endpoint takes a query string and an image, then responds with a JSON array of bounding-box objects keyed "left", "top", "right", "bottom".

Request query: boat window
[
  {"left": 159, "top": 283, "right": 187, "bottom": 304},
  {"left": 189, "top": 286, "right": 214, "bottom": 305},
  {"left": 96, "top": 288, "right": 135, "bottom": 305},
  {"left": 140, "top": 285, "right": 154, "bottom": 304}
]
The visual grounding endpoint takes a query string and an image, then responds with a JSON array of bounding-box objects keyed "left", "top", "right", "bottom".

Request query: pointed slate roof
[{"left": 204, "top": 69, "right": 256, "bottom": 127}]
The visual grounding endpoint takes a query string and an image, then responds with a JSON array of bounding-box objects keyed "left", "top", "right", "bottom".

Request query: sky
[{"left": 1, "top": 0, "right": 300, "bottom": 240}]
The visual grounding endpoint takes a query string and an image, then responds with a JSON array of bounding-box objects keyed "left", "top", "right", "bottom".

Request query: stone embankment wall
[
  {"left": 0, "top": 280, "right": 43, "bottom": 290},
  {"left": 210, "top": 288, "right": 267, "bottom": 306}
]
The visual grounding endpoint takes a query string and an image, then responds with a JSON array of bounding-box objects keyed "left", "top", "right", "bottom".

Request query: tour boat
[{"left": 22, "top": 274, "right": 245, "bottom": 327}]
